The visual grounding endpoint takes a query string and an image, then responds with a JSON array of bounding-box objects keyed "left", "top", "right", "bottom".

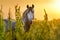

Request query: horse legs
[{"left": 24, "top": 24, "right": 30, "bottom": 32}]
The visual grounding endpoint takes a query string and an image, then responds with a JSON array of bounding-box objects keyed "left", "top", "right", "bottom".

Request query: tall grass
[{"left": 0, "top": 7, "right": 5, "bottom": 40}]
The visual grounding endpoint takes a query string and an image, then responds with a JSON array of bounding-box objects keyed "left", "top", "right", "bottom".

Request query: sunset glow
[
  {"left": 0, "top": 0, "right": 60, "bottom": 20},
  {"left": 53, "top": 0, "right": 60, "bottom": 12}
]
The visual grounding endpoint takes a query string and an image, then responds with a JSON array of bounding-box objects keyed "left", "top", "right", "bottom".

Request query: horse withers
[{"left": 22, "top": 4, "right": 34, "bottom": 32}]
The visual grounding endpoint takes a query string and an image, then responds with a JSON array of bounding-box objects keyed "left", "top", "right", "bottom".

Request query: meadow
[{"left": 0, "top": 5, "right": 60, "bottom": 40}]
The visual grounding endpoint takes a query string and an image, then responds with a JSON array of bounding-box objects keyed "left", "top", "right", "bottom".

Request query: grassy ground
[{"left": 3, "top": 19, "right": 60, "bottom": 40}]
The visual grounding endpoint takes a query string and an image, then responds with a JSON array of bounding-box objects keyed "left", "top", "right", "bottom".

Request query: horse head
[{"left": 26, "top": 4, "right": 34, "bottom": 22}]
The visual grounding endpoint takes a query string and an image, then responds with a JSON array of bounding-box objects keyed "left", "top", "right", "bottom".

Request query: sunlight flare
[{"left": 53, "top": 0, "right": 60, "bottom": 12}]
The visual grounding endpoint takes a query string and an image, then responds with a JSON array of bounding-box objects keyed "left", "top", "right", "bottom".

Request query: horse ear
[
  {"left": 32, "top": 4, "right": 34, "bottom": 8},
  {"left": 27, "top": 5, "right": 29, "bottom": 8}
]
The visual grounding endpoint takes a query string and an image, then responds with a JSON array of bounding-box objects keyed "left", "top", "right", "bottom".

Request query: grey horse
[{"left": 22, "top": 4, "right": 34, "bottom": 32}]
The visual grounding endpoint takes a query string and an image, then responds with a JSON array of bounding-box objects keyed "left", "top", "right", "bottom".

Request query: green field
[
  {"left": 0, "top": 5, "right": 60, "bottom": 40},
  {"left": 0, "top": 19, "right": 60, "bottom": 40}
]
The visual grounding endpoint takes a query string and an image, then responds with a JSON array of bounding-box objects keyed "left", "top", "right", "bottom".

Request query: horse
[
  {"left": 22, "top": 4, "right": 34, "bottom": 32},
  {"left": 4, "top": 19, "right": 16, "bottom": 32}
]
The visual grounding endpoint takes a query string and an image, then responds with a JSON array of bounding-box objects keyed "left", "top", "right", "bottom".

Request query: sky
[{"left": 0, "top": 0, "right": 60, "bottom": 20}]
